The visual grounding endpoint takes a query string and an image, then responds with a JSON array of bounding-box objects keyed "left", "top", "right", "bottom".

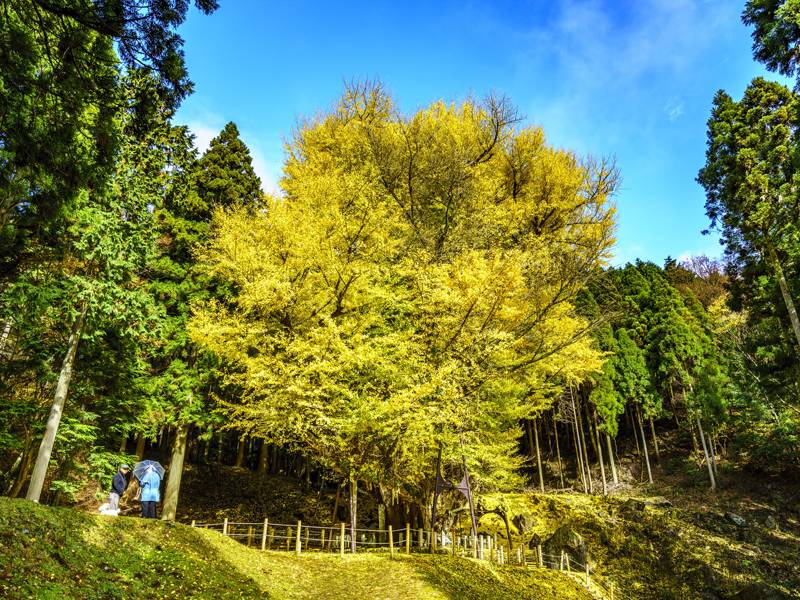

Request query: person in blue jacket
[{"left": 139, "top": 466, "right": 162, "bottom": 519}]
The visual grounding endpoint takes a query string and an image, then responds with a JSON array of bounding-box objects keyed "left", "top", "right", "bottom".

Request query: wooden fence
[{"left": 191, "top": 519, "right": 630, "bottom": 600}]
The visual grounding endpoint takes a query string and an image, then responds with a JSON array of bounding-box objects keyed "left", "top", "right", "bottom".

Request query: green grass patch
[{"left": 0, "top": 498, "right": 590, "bottom": 599}]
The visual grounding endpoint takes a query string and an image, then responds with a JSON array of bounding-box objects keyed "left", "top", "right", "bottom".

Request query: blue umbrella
[{"left": 133, "top": 460, "right": 165, "bottom": 480}]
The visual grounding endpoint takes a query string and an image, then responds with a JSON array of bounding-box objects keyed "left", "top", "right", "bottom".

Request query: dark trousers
[{"left": 141, "top": 501, "right": 157, "bottom": 519}]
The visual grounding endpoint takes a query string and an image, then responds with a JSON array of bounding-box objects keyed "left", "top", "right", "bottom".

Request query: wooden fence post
[
  {"left": 537, "top": 544, "right": 543, "bottom": 568},
  {"left": 191, "top": 520, "right": 196, "bottom": 528},
  {"left": 517, "top": 546, "right": 521, "bottom": 564},
  {"left": 223, "top": 518, "right": 228, "bottom": 536},
  {"left": 269, "top": 526, "right": 274, "bottom": 549},
  {"left": 287, "top": 527, "right": 292, "bottom": 551},
  {"left": 388, "top": 525, "right": 394, "bottom": 557},
  {"left": 321, "top": 528, "right": 326, "bottom": 550},
  {"left": 405, "top": 524, "right": 410, "bottom": 554},
  {"left": 304, "top": 525, "right": 309, "bottom": 548},
  {"left": 340, "top": 523, "right": 345, "bottom": 558},
  {"left": 296, "top": 520, "right": 302, "bottom": 556},
  {"left": 261, "top": 518, "right": 268, "bottom": 551},
  {"left": 247, "top": 526, "right": 254, "bottom": 547}
]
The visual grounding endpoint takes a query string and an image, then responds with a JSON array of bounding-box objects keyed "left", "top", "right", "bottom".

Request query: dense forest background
[{"left": 0, "top": 0, "right": 798, "bottom": 541}]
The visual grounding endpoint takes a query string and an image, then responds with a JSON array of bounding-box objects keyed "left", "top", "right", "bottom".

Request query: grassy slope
[{"left": 0, "top": 498, "right": 590, "bottom": 599}]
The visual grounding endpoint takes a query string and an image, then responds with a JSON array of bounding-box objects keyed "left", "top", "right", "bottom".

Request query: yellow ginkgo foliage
[{"left": 190, "top": 83, "right": 617, "bottom": 528}]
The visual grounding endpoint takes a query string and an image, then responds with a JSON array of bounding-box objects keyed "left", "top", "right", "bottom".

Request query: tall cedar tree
[
  {"left": 150, "top": 122, "right": 262, "bottom": 520},
  {"left": 698, "top": 79, "right": 800, "bottom": 398},
  {"left": 0, "top": 1, "right": 218, "bottom": 272}
]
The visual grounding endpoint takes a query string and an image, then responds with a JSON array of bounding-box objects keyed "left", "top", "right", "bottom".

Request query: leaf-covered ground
[{"left": 0, "top": 497, "right": 591, "bottom": 599}]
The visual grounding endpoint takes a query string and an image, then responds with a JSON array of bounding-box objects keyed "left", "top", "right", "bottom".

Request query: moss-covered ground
[
  {"left": 477, "top": 489, "right": 800, "bottom": 599},
  {"left": 0, "top": 497, "right": 591, "bottom": 599}
]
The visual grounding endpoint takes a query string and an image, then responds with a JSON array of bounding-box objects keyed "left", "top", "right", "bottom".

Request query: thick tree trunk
[
  {"left": 636, "top": 406, "right": 653, "bottom": 484},
  {"left": 135, "top": 434, "right": 146, "bottom": 460},
  {"left": 767, "top": 244, "right": 800, "bottom": 352},
  {"left": 234, "top": 436, "right": 246, "bottom": 468},
  {"left": 697, "top": 417, "right": 716, "bottom": 490},
  {"left": 553, "top": 418, "right": 564, "bottom": 488},
  {"left": 7, "top": 444, "right": 34, "bottom": 498},
  {"left": 649, "top": 417, "right": 660, "bottom": 461},
  {"left": 161, "top": 424, "right": 189, "bottom": 521},
  {"left": 2, "top": 454, "right": 22, "bottom": 491},
  {"left": 349, "top": 474, "right": 358, "bottom": 553},
  {"left": 332, "top": 479, "right": 343, "bottom": 523},
  {"left": 709, "top": 432, "right": 718, "bottom": 475},
  {"left": 257, "top": 440, "right": 269, "bottom": 474},
  {"left": 605, "top": 433, "right": 619, "bottom": 485},
  {"left": 202, "top": 430, "right": 211, "bottom": 464},
  {"left": 26, "top": 305, "right": 86, "bottom": 503}
]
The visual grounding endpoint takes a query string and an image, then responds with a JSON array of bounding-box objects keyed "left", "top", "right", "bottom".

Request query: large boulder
[
  {"left": 512, "top": 513, "right": 536, "bottom": 535},
  {"left": 542, "top": 525, "right": 588, "bottom": 568},
  {"left": 726, "top": 512, "right": 747, "bottom": 527}
]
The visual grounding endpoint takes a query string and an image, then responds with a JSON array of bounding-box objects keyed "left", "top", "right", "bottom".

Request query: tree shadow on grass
[{"left": 412, "top": 554, "right": 592, "bottom": 600}]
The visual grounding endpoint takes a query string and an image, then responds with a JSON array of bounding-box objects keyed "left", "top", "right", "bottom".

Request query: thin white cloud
[
  {"left": 188, "top": 122, "right": 218, "bottom": 154},
  {"left": 664, "top": 98, "right": 685, "bottom": 122},
  {"left": 514, "top": 0, "right": 735, "bottom": 148},
  {"left": 247, "top": 144, "right": 283, "bottom": 197}
]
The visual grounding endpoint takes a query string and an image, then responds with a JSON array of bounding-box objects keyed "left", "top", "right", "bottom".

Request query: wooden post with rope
[
  {"left": 261, "top": 518, "right": 268, "bottom": 551},
  {"left": 340, "top": 523, "right": 345, "bottom": 558},
  {"left": 388, "top": 525, "right": 394, "bottom": 557},
  {"left": 223, "top": 518, "right": 228, "bottom": 536},
  {"left": 405, "top": 524, "right": 411, "bottom": 554},
  {"left": 295, "top": 521, "right": 302, "bottom": 556}
]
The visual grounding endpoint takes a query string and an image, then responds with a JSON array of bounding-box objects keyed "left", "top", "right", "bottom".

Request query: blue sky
[{"left": 175, "top": 0, "right": 778, "bottom": 266}]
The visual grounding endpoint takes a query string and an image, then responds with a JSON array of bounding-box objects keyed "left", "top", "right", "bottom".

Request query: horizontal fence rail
[{"left": 191, "top": 518, "right": 626, "bottom": 599}]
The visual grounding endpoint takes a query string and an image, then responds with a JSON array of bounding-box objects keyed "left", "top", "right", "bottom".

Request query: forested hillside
[{"left": 1, "top": 1, "right": 799, "bottom": 599}]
